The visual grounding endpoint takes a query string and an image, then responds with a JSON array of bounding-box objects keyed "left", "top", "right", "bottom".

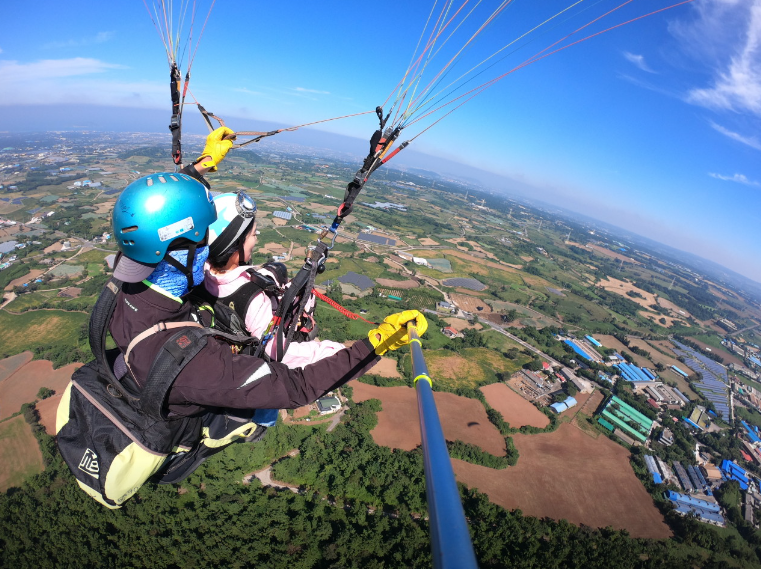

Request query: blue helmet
[{"left": 112, "top": 173, "right": 216, "bottom": 281}]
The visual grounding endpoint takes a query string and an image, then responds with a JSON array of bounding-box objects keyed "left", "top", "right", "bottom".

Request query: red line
[{"left": 312, "top": 289, "right": 378, "bottom": 325}]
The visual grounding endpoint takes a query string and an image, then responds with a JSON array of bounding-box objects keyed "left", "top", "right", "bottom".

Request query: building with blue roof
[
  {"left": 741, "top": 421, "right": 761, "bottom": 444},
  {"left": 720, "top": 460, "right": 749, "bottom": 490},
  {"left": 642, "top": 368, "right": 658, "bottom": 380},
  {"left": 682, "top": 417, "right": 704, "bottom": 431},
  {"left": 671, "top": 365, "right": 690, "bottom": 378},
  {"left": 563, "top": 339, "right": 594, "bottom": 361},
  {"left": 666, "top": 491, "right": 725, "bottom": 526},
  {"left": 585, "top": 335, "right": 603, "bottom": 348},
  {"left": 550, "top": 396, "right": 578, "bottom": 414},
  {"left": 615, "top": 362, "right": 655, "bottom": 382}
]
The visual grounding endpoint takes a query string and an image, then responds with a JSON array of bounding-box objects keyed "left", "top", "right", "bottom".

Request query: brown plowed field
[
  {"left": 0, "top": 359, "right": 81, "bottom": 420},
  {"left": 443, "top": 318, "right": 482, "bottom": 332},
  {"left": 0, "top": 351, "right": 32, "bottom": 382},
  {"left": 4, "top": 270, "right": 45, "bottom": 291},
  {"left": 352, "top": 382, "right": 670, "bottom": 538},
  {"left": 351, "top": 381, "right": 505, "bottom": 455},
  {"left": 450, "top": 293, "right": 492, "bottom": 313},
  {"left": 452, "top": 423, "right": 671, "bottom": 539},
  {"left": 480, "top": 383, "right": 549, "bottom": 429}
]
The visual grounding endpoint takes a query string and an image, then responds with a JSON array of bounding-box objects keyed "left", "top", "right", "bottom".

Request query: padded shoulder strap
[
  {"left": 139, "top": 326, "right": 257, "bottom": 419},
  {"left": 88, "top": 278, "right": 125, "bottom": 379},
  {"left": 219, "top": 269, "right": 278, "bottom": 322}
]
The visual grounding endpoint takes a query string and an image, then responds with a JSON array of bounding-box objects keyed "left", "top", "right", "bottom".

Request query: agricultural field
[
  {"left": 414, "top": 347, "right": 522, "bottom": 389},
  {"left": 0, "top": 357, "right": 80, "bottom": 420},
  {"left": 0, "top": 310, "right": 88, "bottom": 358},
  {"left": 480, "top": 383, "right": 549, "bottom": 429},
  {"left": 351, "top": 381, "right": 506, "bottom": 456},
  {"left": 0, "top": 416, "right": 44, "bottom": 492},
  {"left": 452, "top": 424, "right": 671, "bottom": 539}
]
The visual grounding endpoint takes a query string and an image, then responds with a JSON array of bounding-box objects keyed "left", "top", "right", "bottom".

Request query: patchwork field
[
  {"left": 452, "top": 423, "right": 671, "bottom": 539},
  {"left": 597, "top": 277, "right": 657, "bottom": 309},
  {"left": 353, "top": 382, "right": 669, "bottom": 539},
  {"left": 0, "top": 358, "right": 81, "bottom": 420},
  {"left": 480, "top": 383, "right": 549, "bottom": 429},
  {"left": 595, "top": 335, "right": 653, "bottom": 369},
  {"left": 0, "top": 351, "right": 32, "bottom": 382},
  {"left": 450, "top": 293, "right": 492, "bottom": 313},
  {"left": 587, "top": 245, "right": 640, "bottom": 264},
  {"left": 686, "top": 336, "right": 744, "bottom": 368},
  {"left": 0, "top": 415, "right": 44, "bottom": 492},
  {"left": 4, "top": 270, "right": 45, "bottom": 291},
  {"left": 351, "top": 381, "right": 506, "bottom": 456}
]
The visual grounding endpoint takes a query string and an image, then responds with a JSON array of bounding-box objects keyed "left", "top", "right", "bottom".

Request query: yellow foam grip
[{"left": 414, "top": 374, "right": 432, "bottom": 386}]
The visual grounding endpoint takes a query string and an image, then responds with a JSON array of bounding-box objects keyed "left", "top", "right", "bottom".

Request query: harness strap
[
  {"left": 124, "top": 321, "right": 204, "bottom": 371},
  {"left": 169, "top": 63, "right": 182, "bottom": 166},
  {"left": 88, "top": 278, "right": 124, "bottom": 381}
]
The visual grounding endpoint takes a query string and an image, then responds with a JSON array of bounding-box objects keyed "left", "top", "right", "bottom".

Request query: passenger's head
[
  {"left": 112, "top": 173, "right": 216, "bottom": 290},
  {"left": 207, "top": 191, "right": 257, "bottom": 271}
]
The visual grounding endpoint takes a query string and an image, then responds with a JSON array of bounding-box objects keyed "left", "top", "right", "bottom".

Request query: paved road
[
  {"left": 251, "top": 466, "right": 300, "bottom": 493},
  {"left": 326, "top": 408, "right": 346, "bottom": 432}
]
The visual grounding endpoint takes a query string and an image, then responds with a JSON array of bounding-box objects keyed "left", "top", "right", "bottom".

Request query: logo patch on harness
[
  {"left": 176, "top": 335, "right": 191, "bottom": 349},
  {"left": 78, "top": 448, "right": 100, "bottom": 478}
]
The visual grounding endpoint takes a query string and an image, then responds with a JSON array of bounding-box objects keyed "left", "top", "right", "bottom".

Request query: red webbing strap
[{"left": 312, "top": 289, "right": 378, "bottom": 325}]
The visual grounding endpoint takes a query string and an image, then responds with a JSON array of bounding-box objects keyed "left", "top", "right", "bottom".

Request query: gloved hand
[
  {"left": 368, "top": 310, "right": 428, "bottom": 356},
  {"left": 197, "top": 126, "right": 235, "bottom": 172}
]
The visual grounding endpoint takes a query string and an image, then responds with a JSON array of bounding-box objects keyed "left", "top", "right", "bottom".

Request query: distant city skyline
[{"left": 1, "top": 1, "right": 759, "bottom": 282}]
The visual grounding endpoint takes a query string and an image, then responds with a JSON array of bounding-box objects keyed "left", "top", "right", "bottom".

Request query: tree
[
  {"left": 36, "top": 387, "right": 54, "bottom": 400},
  {"left": 523, "top": 358, "right": 543, "bottom": 372},
  {"left": 326, "top": 281, "right": 342, "bottom": 302}
]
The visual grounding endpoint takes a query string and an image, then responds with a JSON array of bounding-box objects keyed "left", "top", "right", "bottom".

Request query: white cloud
[
  {"left": 674, "top": 0, "right": 761, "bottom": 115},
  {"left": 622, "top": 51, "right": 655, "bottom": 73},
  {"left": 0, "top": 58, "right": 163, "bottom": 109},
  {"left": 710, "top": 121, "right": 761, "bottom": 151},
  {"left": 709, "top": 172, "right": 761, "bottom": 186},
  {"left": 43, "top": 31, "right": 115, "bottom": 50},
  {"left": 0, "top": 58, "right": 123, "bottom": 83},
  {"left": 234, "top": 87, "right": 264, "bottom": 96},
  {"left": 294, "top": 87, "right": 330, "bottom": 95}
]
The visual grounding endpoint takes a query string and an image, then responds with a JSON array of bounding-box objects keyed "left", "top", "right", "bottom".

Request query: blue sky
[{"left": 2, "top": 0, "right": 760, "bottom": 282}]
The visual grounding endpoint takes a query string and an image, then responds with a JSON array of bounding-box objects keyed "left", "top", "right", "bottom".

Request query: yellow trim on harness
[
  {"left": 409, "top": 338, "right": 422, "bottom": 347},
  {"left": 198, "top": 304, "right": 215, "bottom": 327},
  {"left": 414, "top": 374, "right": 432, "bottom": 386},
  {"left": 142, "top": 280, "right": 183, "bottom": 303}
]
